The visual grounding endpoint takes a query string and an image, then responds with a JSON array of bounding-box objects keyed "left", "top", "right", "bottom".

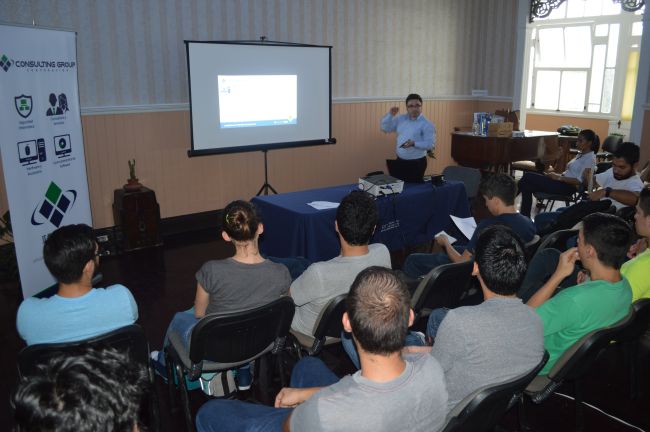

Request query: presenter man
[{"left": 381, "top": 93, "right": 435, "bottom": 180}]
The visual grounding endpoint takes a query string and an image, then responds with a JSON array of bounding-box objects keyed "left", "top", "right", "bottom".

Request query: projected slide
[{"left": 218, "top": 75, "right": 297, "bottom": 129}]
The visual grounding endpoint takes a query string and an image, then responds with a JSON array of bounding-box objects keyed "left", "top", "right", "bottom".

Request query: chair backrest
[
  {"left": 601, "top": 135, "right": 623, "bottom": 154},
  {"left": 618, "top": 299, "right": 650, "bottom": 343},
  {"left": 535, "top": 228, "right": 579, "bottom": 252},
  {"left": 17, "top": 324, "right": 149, "bottom": 378},
  {"left": 548, "top": 310, "right": 635, "bottom": 382},
  {"left": 616, "top": 205, "right": 636, "bottom": 223},
  {"left": 442, "top": 351, "right": 549, "bottom": 432},
  {"left": 411, "top": 261, "right": 474, "bottom": 314},
  {"left": 188, "top": 296, "right": 295, "bottom": 365},
  {"left": 442, "top": 166, "right": 482, "bottom": 200},
  {"left": 524, "top": 234, "right": 541, "bottom": 260},
  {"left": 312, "top": 293, "right": 348, "bottom": 340}
]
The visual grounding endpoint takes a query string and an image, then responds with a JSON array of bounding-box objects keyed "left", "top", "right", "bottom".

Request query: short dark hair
[
  {"left": 12, "top": 347, "right": 149, "bottom": 432},
  {"left": 612, "top": 141, "right": 640, "bottom": 166},
  {"left": 336, "top": 190, "right": 378, "bottom": 245},
  {"left": 43, "top": 224, "right": 96, "bottom": 284},
  {"left": 639, "top": 187, "right": 650, "bottom": 216},
  {"left": 474, "top": 225, "right": 527, "bottom": 295},
  {"left": 579, "top": 129, "right": 600, "bottom": 153},
  {"left": 405, "top": 93, "right": 422, "bottom": 105},
  {"left": 582, "top": 213, "right": 634, "bottom": 269},
  {"left": 347, "top": 266, "right": 410, "bottom": 355},
  {"left": 222, "top": 200, "right": 260, "bottom": 241},
  {"left": 478, "top": 173, "right": 516, "bottom": 206}
]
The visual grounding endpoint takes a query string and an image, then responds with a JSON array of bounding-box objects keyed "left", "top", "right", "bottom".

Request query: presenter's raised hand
[{"left": 390, "top": 106, "right": 399, "bottom": 116}]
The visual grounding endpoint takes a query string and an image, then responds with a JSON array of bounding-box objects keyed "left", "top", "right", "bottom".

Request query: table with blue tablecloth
[{"left": 251, "top": 181, "right": 470, "bottom": 263}]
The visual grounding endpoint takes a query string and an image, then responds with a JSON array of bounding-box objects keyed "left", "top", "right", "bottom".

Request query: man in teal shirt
[{"left": 527, "top": 213, "right": 634, "bottom": 375}]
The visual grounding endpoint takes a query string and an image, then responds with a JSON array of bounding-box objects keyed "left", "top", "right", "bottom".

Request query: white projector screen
[{"left": 186, "top": 41, "right": 334, "bottom": 156}]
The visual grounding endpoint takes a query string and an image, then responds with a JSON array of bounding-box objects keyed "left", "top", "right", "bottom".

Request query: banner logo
[
  {"left": 15, "top": 94, "right": 33, "bottom": 118},
  {"left": 0, "top": 54, "right": 12, "bottom": 72},
  {"left": 31, "top": 181, "right": 78, "bottom": 227}
]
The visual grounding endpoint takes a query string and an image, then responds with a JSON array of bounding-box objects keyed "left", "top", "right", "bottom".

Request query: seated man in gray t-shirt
[
  {"left": 290, "top": 190, "right": 391, "bottom": 336},
  {"left": 195, "top": 267, "right": 448, "bottom": 432},
  {"left": 406, "top": 226, "right": 545, "bottom": 411}
]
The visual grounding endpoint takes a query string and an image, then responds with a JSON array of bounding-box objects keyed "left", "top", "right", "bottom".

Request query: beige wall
[
  {"left": 77, "top": 99, "right": 511, "bottom": 228},
  {"left": 0, "top": 98, "right": 512, "bottom": 229}
]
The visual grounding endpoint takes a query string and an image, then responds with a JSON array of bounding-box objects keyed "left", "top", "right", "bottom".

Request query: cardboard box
[{"left": 487, "top": 122, "right": 513, "bottom": 137}]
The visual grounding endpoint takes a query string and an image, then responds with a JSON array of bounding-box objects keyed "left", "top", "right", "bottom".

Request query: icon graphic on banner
[
  {"left": 14, "top": 95, "right": 33, "bottom": 118},
  {"left": 46, "top": 92, "right": 68, "bottom": 116},
  {"left": 37, "top": 138, "right": 47, "bottom": 162},
  {"left": 0, "top": 54, "right": 12, "bottom": 72},
  {"left": 53, "top": 134, "right": 71, "bottom": 157},
  {"left": 18, "top": 140, "right": 38, "bottom": 165},
  {"left": 31, "top": 181, "right": 78, "bottom": 228}
]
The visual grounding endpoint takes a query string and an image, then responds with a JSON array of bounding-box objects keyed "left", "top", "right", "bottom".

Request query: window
[{"left": 525, "top": 0, "right": 643, "bottom": 118}]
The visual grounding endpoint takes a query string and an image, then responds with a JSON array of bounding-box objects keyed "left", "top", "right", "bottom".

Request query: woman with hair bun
[
  {"left": 152, "top": 200, "right": 291, "bottom": 390},
  {"left": 518, "top": 129, "right": 599, "bottom": 217}
]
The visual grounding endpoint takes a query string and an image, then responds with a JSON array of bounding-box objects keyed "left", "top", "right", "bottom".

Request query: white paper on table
[
  {"left": 308, "top": 201, "right": 340, "bottom": 210},
  {"left": 450, "top": 215, "right": 477, "bottom": 240},
  {"left": 435, "top": 230, "right": 457, "bottom": 244}
]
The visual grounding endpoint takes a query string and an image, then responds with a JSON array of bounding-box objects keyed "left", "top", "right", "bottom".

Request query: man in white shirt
[
  {"left": 534, "top": 141, "right": 643, "bottom": 233},
  {"left": 588, "top": 141, "right": 643, "bottom": 209}
]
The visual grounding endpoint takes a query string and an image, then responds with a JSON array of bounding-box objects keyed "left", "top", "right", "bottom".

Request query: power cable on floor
[{"left": 554, "top": 392, "right": 647, "bottom": 432}]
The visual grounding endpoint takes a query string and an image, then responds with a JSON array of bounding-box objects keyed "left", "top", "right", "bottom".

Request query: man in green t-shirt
[
  {"left": 621, "top": 187, "right": 650, "bottom": 301},
  {"left": 527, "top": 213, "right": 634, "bottom": 375}
]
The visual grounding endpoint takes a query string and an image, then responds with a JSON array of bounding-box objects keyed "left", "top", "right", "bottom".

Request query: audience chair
[
  {"left": 618, "top": 299, "right": 650, "bottom": 399},
  {"left": 524, "top": 234, "right": 541, "bottom": 261},
  {"left": 17, "top": 324, "right": 159, "bottom": 432},
  {"left": 442, "top": 165, "right": 482, "bottom": 202},
  {"left": 442, "top": 351, "right": 549, "bottom": 432},
  {"left": 521, "top": 312, "right": 635, "bottom": 431},
  {"left": 290, "top": 293, "right": 347, "bottom": 357},
  {"left": 616, "top": 205, "right": 636, "bottom": 224},
  {"left": 410, "top": 261, "right": 474, "bottom": 331},
  {"left": 533, "top": 188, "right": 582, "bottom": 213},
  {"left": 535, "top": 228, "right": 579, "bottom": 254},
  {"left": 164, "top": 297, "right": 295, "bottom": 432},
  {"left": 597, "top": 135, "right": 622, "bottom": 162},
  {"left": 595, "top": 161, "right": 612, "bottom": 174}
]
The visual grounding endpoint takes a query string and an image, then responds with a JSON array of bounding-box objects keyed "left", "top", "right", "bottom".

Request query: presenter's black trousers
[{"left": 399, "top": 156, "right": 427, "bottom": 181}]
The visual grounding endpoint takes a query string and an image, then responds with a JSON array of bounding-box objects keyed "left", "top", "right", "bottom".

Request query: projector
[{"left": 359, "top": 174, "right": 404, "bottom": 197}]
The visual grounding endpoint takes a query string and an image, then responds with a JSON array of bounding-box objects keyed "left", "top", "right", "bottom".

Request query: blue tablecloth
[{"left": 252, "top": 181, "right": 470, "bottom": 262}]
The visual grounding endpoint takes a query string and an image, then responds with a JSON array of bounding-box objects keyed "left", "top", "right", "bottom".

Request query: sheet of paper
[
  {"left": 435, "top": 230, "right": 457, "bottom": 244},
  {"left": 307, "top": 201, "right": 340, "bottom": 210},
  {"left": 450, "top": 215, "right": 477, "bottom": 240}
]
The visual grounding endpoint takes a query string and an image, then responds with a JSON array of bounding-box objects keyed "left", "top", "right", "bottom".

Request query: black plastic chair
[
  {"left": 618, "top": 299, "right": 650, "bottom": 399},
  {"left": 442, "top": 165, "right": 482, "bottom": 201},
  {"left": 535, "top": 228, "right": 579, "bottom": 253},
  {"left": 17, "top": 324, "right": 159, "bottom": 432},
  {"left": 164, "top": 297, "right": 295, "bottom": 432},
  {"left": 442, "top": 351, "right": 549, "bottom": 432},
  {"left": 616, "top": 205, "right": 636, "bottom": 224},
  {"left": 533, "top": 188, "right": 582, "bottom": 212},
  {"left": 291, "top": 293, "right": 347, "bottom": 357},
  {"left": 597, "top": 135, "right": 623, "bottom": 161},
  {"left": 524, "top": 234, "right": 541, "bottom": 261},
  {"left": 410, "top": 261, "right": 474, "bottom": 329},
  {"left": 521, "top": 311, "right": 635, "bottom": 431}
]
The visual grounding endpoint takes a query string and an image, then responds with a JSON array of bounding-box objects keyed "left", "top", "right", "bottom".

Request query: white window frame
[{"left": 521, "top": 3, "right": 643, "bottom": 121}]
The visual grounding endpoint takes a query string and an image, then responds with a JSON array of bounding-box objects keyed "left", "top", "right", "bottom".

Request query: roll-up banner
[{"left": 0, "top": 24, "right": 92, "bottom": 298}]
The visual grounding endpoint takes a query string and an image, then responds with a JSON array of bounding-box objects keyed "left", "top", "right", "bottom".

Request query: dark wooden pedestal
[{"left": 113, "top": 187, "right": 162, "bottom": 251}]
